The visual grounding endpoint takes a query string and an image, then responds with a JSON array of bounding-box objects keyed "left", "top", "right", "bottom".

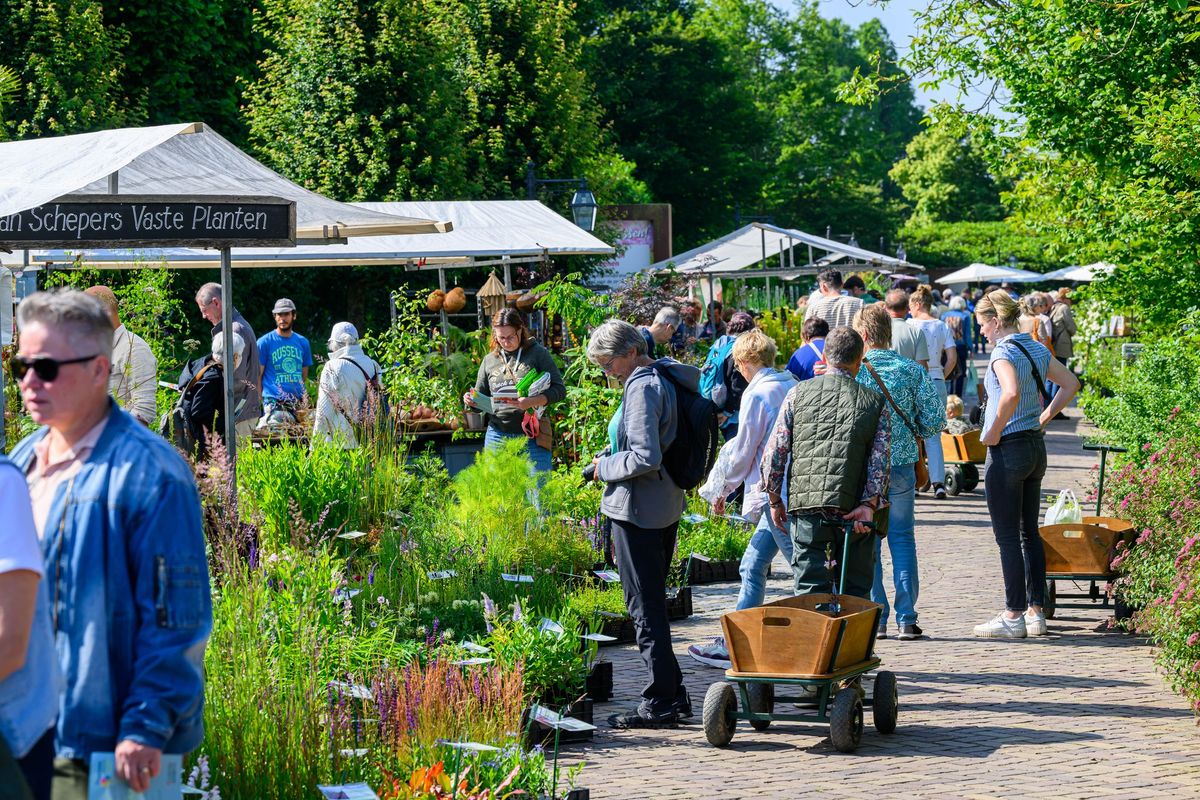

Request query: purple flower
[{"left": 368, "top": 565, "right": 376, "bottom": 586}]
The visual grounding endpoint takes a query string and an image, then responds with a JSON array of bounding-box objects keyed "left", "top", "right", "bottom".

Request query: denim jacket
[
  {"left": 9, "top": 403, "right": 212, "bottom": 761},
  {"left": 0, "top": 457, "right": 60, "bottom": 758}
]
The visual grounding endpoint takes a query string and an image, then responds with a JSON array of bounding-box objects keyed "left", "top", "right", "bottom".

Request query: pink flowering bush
[{"left": 1107, "top": 434, "right": 1200, "bottom": 714}]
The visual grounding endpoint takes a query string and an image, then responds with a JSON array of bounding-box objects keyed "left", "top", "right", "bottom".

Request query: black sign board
[{"left": 0, "top": 194, "right": 296, "bottom": 248}]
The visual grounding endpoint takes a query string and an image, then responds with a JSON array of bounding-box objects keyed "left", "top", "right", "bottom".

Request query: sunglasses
[{"left": 9, "top": 353, "right": 101, "bottom": 382}]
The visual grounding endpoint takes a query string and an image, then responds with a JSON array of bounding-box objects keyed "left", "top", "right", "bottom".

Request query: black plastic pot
[{"left": 585, "top": 660, "right": 613, "bottom": 702}]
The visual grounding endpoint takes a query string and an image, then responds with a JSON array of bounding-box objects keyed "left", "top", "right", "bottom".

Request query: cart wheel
[
  {"left": 1044, "top": 580, "right": 1057, "bottom": 619},
  {"left": 746, "top": 682, "right": 774, "bottom": 731},
  {"left": 702, "top": 682, "right": 737, "bottom": 747},
  {"left": 829, "top": 687, "right": 864, "bottom": 753},
  {"left": 1114, "top": 593, "right": 1137, "bottom": 623},
  {"left": 944, "top": 466, "right": 962, "bottom": 496},
  {"left": 962, "top": 463, "right": 980, "bottom": 492},
  {"left": 872, "top": 671, "right": 898, "bottom": 734}
]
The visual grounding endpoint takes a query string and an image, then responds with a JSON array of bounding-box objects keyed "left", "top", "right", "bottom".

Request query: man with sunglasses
[
  {"left": 8, "top": 289, "right": 212, "bottom": 798},
  {"left": 194, "top": 282, "right": 260, "bottom": 437}
]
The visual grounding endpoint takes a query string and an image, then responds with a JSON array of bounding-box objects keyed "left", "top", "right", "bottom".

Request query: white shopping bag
[
  {"left": 1044, "top": 489, "right": 1083, "bottom": 526},
  {"left": 698, "top": 443, "right": 733, "bottom": 506}
]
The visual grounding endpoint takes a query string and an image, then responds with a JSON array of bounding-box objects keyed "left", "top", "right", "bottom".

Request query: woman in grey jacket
[{"left": 588, "top": 320, "right": 699, "bottom": 728}]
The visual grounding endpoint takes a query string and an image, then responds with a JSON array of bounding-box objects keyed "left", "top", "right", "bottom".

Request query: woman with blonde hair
[
  {"left": 908, "top": 285, "right": 956, "bottom": 498},
  {"left": 1019, "top": 293, "right": 1055, "bottom": 354},
  {"left": 973, "top": 290, "right": 1080, "bottom": 638}
]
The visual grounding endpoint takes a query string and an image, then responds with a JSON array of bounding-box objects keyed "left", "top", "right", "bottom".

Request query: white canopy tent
[
  {"left": 936, "top": 263, "right": 1045, "bottom": 285},
  {"left": 1041, "top": 262, "right": 1116, "bottom": 282},
  {"left": 0, "top": 122, "right": 451, "bottom": 455}
]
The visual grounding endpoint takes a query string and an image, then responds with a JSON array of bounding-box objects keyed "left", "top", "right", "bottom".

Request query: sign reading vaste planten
[{"left": 0, "top": 194, "right": 296, "bottom": 247}]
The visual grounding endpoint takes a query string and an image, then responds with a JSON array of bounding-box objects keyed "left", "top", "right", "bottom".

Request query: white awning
[
  {"left": 936, "top": 263, "right": 1046, "bottom": 285},
  {"left": 26, "top": 200, "right": 612, "bottom": 269},
  {"left": 1041, "top": 262, "right": 1116, "bottom": 282},
  {"left": 0, "top": 122, "right": 450, "bottom": 239},
  {"left": 649, "top": 222, "right": 916, "bottom": 276}
]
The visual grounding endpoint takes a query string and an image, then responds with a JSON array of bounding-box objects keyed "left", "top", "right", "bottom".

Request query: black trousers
[
  {"left": 984, "top": 429, "right": 1048, "bottom": 611},
  {"left": 611, "top": 518, "right": 685, "bottom": 716}
]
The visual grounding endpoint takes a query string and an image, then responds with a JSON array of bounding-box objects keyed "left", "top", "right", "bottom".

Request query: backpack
[
  {"left": 160, "top": 361, "right": 216, "bottom": 455},
  {"left": 698, "top": 335, "right": 736, "bottom": 409},
  {"left": 649, "top": 364, "right": 720, "bottom": 490},
  {"left": 338, "top": 358, "right": 389, "bottom": 421}
]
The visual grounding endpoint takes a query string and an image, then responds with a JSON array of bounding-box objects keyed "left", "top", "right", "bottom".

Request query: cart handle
[{"left": 1082, "top": 443, "right": 1128, "bottom": 453}]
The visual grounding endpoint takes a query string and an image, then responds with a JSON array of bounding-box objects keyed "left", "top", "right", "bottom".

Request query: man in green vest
[{"left": 761, "top": 327, "right": 891, "bottom": 598}]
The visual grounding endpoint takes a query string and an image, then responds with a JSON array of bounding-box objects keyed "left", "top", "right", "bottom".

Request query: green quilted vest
[{"left": 786, "top": 372, "right": 886, "bottom": 514}]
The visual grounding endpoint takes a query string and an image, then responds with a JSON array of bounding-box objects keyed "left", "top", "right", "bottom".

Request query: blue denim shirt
[
  {"left": 0, "top": 457, "right": 60, "bottom": 757},
  {"left": 9, "top": 404, "right": 212, "bottom": 761}
]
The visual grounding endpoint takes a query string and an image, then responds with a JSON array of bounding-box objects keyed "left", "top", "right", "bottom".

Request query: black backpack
[
  {"left": 339, "top": 358, "right": 390, "bottom": 421},
  {"left": 649, "top": 363, "right": 720, "bottom": 490}
]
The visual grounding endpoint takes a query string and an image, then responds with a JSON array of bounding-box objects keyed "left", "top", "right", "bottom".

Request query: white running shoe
[
  {"left": 973, "top": 613, "right": 1027, "bottom": 638},
  {"left": 687, "top": 637, "right": 731, "bottom": 669},
  {"left": 1024, "top": 610, "right": 1048, "bottom": 636}
]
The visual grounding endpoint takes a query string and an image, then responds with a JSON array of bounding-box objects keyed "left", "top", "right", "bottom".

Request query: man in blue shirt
[
  {"left": 785, "top": 317, "right": 829, "bottom": 381},
  {"left": 257, "top": 298, "right": 313, "bottom": 409}
]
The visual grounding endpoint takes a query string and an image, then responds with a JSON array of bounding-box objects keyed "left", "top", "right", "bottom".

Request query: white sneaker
[
  {"left": 973, "top": 613, "right": 1027, "bottom": 638},
  {"left": 687, "top": 637, "right": 731, "bottom": 669},
  {"left": 1024, "top": 610, "right": 1048, "bottom": 636}
]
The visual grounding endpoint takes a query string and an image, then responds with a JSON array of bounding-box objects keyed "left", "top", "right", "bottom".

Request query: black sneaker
[
  {"left": 933, "top": 484, "right": 948, "bottom": 499},
  {"left": 608, "top": 708, "right": 679, "bottom": 729},
  {"left": 672, "top": 689, "right": 693, "bottom": 719},
  {"left": 897, "top": 624, "right": 924, "bottom": 640},
  {"left": 876, "top": 628, "right": 888, "bottom": 640}
]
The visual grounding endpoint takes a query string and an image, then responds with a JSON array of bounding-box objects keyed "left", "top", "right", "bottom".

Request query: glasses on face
[
  {"left": 9, "top": 353, "right": 101, "bottom": 383},
  {"left": 597, "top": 355, "right": 618, "bottom": 373}
]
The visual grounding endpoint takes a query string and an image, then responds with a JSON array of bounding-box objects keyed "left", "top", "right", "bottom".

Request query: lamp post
[{"left": 524, "top": 160, "right": 598, "bottom": 231}]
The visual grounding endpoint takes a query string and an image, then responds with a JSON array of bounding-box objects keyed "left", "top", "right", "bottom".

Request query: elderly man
[
  {"left": 83, "top": 286, "right": 158, "bottom": 426},
  {"left": 194, "top": 282, "right": 261, "bottom": 437},
  {"left": 312, "top": 322, "right": 382, "bottom": 448},
  {"left": 9, "top": 289, "right": 212, "bottom": 798},
  {"left": 639, "top": 306, "right": 681, "bottom": 359},
  {"left": 762, "top": 327, "right": 890, "bottom": 599}
]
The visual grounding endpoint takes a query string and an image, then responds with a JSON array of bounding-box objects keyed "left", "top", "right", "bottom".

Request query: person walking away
[
  {"left": 972, "top": 290, "right": 1079, "bottom": 638},
  {"left": 689, "top": 330, "right": 797, "bottom": 668},
  {"left": 170, "top": 333, "right": 244, "bottom": 460},
  {"left": 941, "top": 296, "right": 973, "bottom": 396},
  {"left": 784, "top": 317, "right": 828, "bottom": 381},
  {"left": 466, "top": 309, "right": 565, "bottom": 474},
  {"left": 762, "top": 327, "right": 890, "bottom": 599},
  {"left": 84, "top": 286, "right": 157, "bottom": 426},
  {"left": 883, "top": 289, "right": 929, "bottom": 368},
  {"left": 907, "top": 286, "right": 956, "bottom": 498},
  {"left": 639, "top": 307, "right": 681, "bottom": 359},
  {"left": 0, "top": 457, "right": 60, "bottom": 800},
  {"left": 257, "top": 298, "right": 313, "bottom": 425},
  {"left": 852, "top": 305, "right": 945, "bottom": 640},
  {"left": 194, "top": 282, "right": 261, "bottom": 437},
  {"left": 586, "top": 320, "right": 698, "bottom": 728},
  {"left": 9, "top": 289, "right": 212, "bottom": 797},
  {"left": 698, "top": 312, "right": 754, "bottom": 442},
  {"left": 312, "top": 322, "right": 383, "bottom": 448},
  {"left": 1048, "top": 288, "right": 1077, "bottom": 412},
  {"left": 805, "top": 269, "right": 863, "bottom": 329}
]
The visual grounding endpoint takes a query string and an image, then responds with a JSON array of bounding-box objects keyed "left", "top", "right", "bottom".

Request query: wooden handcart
[{"left": 940, "top": 429, "right": 985, "bottom": 496}]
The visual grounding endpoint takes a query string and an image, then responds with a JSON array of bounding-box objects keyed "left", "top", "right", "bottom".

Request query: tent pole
[
  {"left": 437, "top": 267, "right": 450, "bottom": 356},
  {"left": 220, "top": 246, "right": 238, "bottom": 463},
  {"left": 503, "top": 262, "right": 512, "bottom": 293},
  {"left": 108, "top": 172, "right": 118, "bottom": 194}
]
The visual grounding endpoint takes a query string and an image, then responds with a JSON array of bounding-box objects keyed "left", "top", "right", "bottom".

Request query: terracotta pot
[{"left": 426, "top": 290, "right": 445, "bottom": 312}]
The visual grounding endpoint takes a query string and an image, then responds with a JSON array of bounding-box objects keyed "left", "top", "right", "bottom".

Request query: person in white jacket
[
  {"left": 312, "top": 322, "right": 382, "bottom": 448},
  {"left": 689, "top": 328, "right": 797, "bottom": 669}
]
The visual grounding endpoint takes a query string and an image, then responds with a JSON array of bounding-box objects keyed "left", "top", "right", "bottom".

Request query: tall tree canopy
[{"left": 890, "top": 124, "right": 1004, "bottom": 227}]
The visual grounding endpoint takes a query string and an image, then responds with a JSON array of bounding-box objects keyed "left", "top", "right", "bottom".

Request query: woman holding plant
[
  {"left": 466, "top": 309, "right": 564, "bottom": 473},
  {"left": 587, "top": 319, "right": 699, "bottom": 728}
]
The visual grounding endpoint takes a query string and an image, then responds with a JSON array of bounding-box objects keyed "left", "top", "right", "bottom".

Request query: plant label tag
[
  {"left": 427, "top": 570, "right": 458, "bottom": 580},
  {"left": 531, "top": 703, "right": 597, "bottom": 731},
  {"left": 581, "top": 632, "right": 618, "bottom": 642},
  {"left": 328, "top": 680, "right": 373, "bottom": 700},
  {"left": 690, "top": 552, "right": 712, "bottom": 562},
  {"left": 593, "top": 569, "right": 621, "bottom": 583},
  {"left": 317, "top": 783, "right": 380, "bottom": 800},
  {"left": 501, "top": 573, "right": 534, "bottom": 583},
  {"left": 461, "top": 641, "right": 491, "bottom": 654},
  {"left": 538, "top": 618, "right": 566, "bottom": 636},
  {"left": 333, "top": 588, "right": 361, "bottom": 603},
  {"left": 666, "top": 587, "right": 681, "bottom": 600},
  {"left": 723, "top": 512, "right": 751, "bottom": 524},
  {"left": 451, "top": 657, "right": 494, "bottom": 666},
  {"left": 682, "top": 513, "right": 707, "bottom": 524},
  {"left": 436, "top": 740, "right": 501, "bottom": 753},
  {"left": 337, "top": 530, "right": 368, "bottom": 540},
  {"left": 338, "top": 748, "right": 369, "bottom": 758}
]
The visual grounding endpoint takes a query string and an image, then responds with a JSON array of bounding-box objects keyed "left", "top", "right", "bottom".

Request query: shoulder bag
[
  {"left": 972, "top": 339, "right": 1052, "bottom": 426},
  {"left": 864, "top": 361, "right": 930, "bottom": 488}
]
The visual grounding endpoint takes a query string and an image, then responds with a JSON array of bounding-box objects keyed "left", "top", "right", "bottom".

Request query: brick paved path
[{"left": 565, "top": 416, "right": 1200, "bottom": 800}]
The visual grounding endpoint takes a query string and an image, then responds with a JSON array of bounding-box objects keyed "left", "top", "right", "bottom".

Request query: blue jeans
[
  {"left": 924, "top": 379, "right": 947, "bottom": 485},
  {"left": 483, "top": 427, "right": 552, "bottom": 473},
  {"left": 735, "top": 512, "right": 795, "bottom": 610},
  {"left": 872, "top": 463, "right": 918, "bottom": 628}
]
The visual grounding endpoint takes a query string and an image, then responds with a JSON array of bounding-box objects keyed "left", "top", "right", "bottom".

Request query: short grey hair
[
  {"left": 17, "top": 289, "right": 114, "bottom": 361},
  {"left": 196, "top": 282, "right": 222, "bottom": 304},
  {"left": 653, "top": 306, "right": 682, "bottom": 328},
  {"left": 587, "top": 319, "right": 646, "bottom": 362},
  {"left": 823, "top": 326, "right": 864, "bottom": 368},
  {"left": 211, "top": 332, "right": 245, "bottom": 368},
  {"left": 949, "top": 296, "right": 967, "bottom": 311}
]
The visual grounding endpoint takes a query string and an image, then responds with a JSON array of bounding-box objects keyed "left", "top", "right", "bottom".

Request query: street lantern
[{"left": 569, "top": 184, "right": 598, "bottom": 232}]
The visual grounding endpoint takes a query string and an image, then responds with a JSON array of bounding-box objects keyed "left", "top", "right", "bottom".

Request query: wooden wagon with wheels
[
  {"left": 940, "top": 429, "right": 986, "bottom": 496},
  {"left": 1041, "top": 516, "right": 1137, "bottom": 620}
]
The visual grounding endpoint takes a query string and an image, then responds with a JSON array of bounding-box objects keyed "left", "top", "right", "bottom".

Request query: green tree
[
  {"left": 890, "top": 124, "right": 1005, "bottom": 226},
  {"left": 899, "top": 220, "right": 1057, "bottom": 274}
]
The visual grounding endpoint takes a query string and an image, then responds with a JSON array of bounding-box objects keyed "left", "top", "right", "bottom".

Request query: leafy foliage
[{"left": 889, "top": 124, "right": 1005, "bottom": 226}]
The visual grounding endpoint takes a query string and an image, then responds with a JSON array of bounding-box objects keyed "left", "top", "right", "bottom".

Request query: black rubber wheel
[
  {"left": 1044, "top": 579, "right": 1057, "bottom": 619},
  {"left": 746, "top": 682, "right": 774, "bottom": 731},
  {"left": 872, "top": 671, "right": 898, "bottom": 734},
  {"left": 962, "top": 463, "right": 980, "bottom": 492},
  {"left": 702, "top": 682, "right": 737, "bottom": 747},
  {"left": 829, "top": 687, "right": 864, "bottom": 753},
  {"left": 944, "top": 466, "right": 962, "bottom": 496},
  {"left": 1114, "top": 593, "right": 1137, "bottom": 623}
]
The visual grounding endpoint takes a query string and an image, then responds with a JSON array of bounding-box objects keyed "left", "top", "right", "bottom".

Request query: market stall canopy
[
  {"left": 1041, "top": 262, "right": 1116, "bottom": 282},
  {"left": 0, "top": 122, "right": 450, "bottom": 239},
  {"left": 936, "top": 263, "right": 1045, "bottom": 285},
  {"left": 27, "top": 200, "right": 611, "bottom": 268},
  {"left": 649, "top": 221, "right": 917, "bottom": 278}
]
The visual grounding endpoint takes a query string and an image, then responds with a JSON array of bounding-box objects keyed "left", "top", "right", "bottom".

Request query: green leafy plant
[{"left": 483, "top": 603, "right": 587, "bottom": 706}]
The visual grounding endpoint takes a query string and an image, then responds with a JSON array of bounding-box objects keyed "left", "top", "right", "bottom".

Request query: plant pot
[
  {"left": 666, "top": 586, "right": 693, "bottom": 621},
  {"left": 464, "top": 411, "right": 485, "bottom": 431},
  {"left": 684, "top": 557, "right": 742, "bottom": 585},
  {"left": 538, "top": 790, "right": 589, "bottom": 800},
  {"left": 596, "top": 615, "right": 636, "bottom": 644},
  {"left": 525, "top": 698, "right": 594, "bottom": 747},
  {"left": 585, "top": 660, "right": 613, "bottom": 702}
]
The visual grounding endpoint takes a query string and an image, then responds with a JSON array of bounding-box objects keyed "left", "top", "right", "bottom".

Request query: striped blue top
[{"left": 984, "top": 333, "right": 1052, "bottom": 437}]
